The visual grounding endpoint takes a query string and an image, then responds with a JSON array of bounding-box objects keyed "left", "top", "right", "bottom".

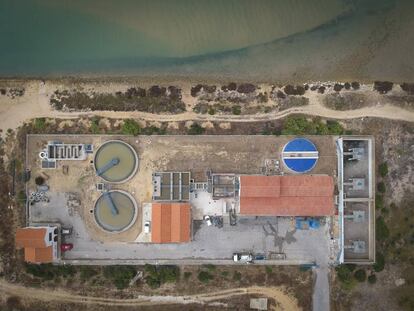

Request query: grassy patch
[
  {"left": 144, "top": 265, "right": 179, "bottom": 289},
  {"left": 187, "top": 123, "right": 205, "bottom": 135},
  {"left": 103, "top": 265, "right": 136, "bottom": 289},
  {"left": 198, "top": 271, "right": 214, "bottom": 283},
  {"left": 121, "top": 119, "right": 141, "bottom": 136},
  {"left": 378, "top": 162, "right": 388, "bottom": 177}
]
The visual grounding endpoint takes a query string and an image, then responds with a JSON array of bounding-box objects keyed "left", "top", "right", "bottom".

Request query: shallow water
[
  {"left": 1, "top": 0, "right": 413, "bottom": 81},
  {"left": 95, "top": 191, "right": 136, "bottom": 232},
  {"left": 94, "top": 141, "right": 137, "bottom": 183}
]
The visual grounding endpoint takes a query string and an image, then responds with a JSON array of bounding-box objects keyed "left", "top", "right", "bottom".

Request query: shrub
[
  {"left": 318, "top": 86, "right": 326, "bottom": 94},
  {"left": 80, "top": 266, "right": 99, "bottom": 281},
  {"left": 237, "top": 83, "right": 256, "bottom": 94},
  {"left": 208, "top": 106, "right": 215, "bottom": 115},
  {"left": 184, "top": 271, "right": 192, "bottom": 280},
  {"left": 333, "top": 84, "right": 344, "bottom": 92},
  {"left": 144, "top": 265, "right": 179, "bottom": 289},
  {"left": 35, "top": 176, "right": 45, "bottom": 186},
  {"left": 400, "top": 83, "right": 414, "bottom": 94},
  {"left": 103, "top": 265, "right": 136, "bottom": 289},
  {"left": 198, "top": 271, "right": 214, "bottom": 283},
  {"left": 233, "top": 271, "right": 242, "bottom": 281},
  {"left": 188, "top": 123, "right": 205, "bottom": 135},
  {"left": 377, "top": 181, "right": 386, "bottom": 193},
  {"left": 376, "top": 217, "right": 390, "bottom": 241},
  {"left": 34, "top": 118, "right": 46, "bottom": 130},
  {"left": 221, "top": 82, "right": 237, "bottom": 91},
  {"left": 265, "top": 266, "right": 273, "bottom": 274},
  {"left": 351, "top": 82, "right": 360, "bottom": 90},
  {"left": 326, "top": 120, "right": 344, "bottom": 134},
  {"left": 336, "top": 265, "right": 356, "bottom": 289},
  {"left": 284, "top": 85, "right": 305, "bottom": 96},
  {"left": 354, "top": 269, "right": 366, "bottom": 282},
  {"left": 379, "top": 162, "right": 388, "bottom": 177},
  {"left": 376, "top": 194, "right": 384, "bottom": 209},
  {"left": 373, "top": 252, "right": 385, "bottom": 272},
  {"left": 121, "top": 119, "right": 141, "bottom": 136},
  {"left": 374, "top": 81, "right": 393, "bottom": 94},
  {"left": 344, "top": 82, "right": 351, "bottom": 90},
  {"left": 232, "top": 105, "right": 242, "bottom": 115},
  {"left": 191, "top": 84, "right": 203, "bottom": 97},
  {"left": 90, "top": 117, "right": 100, "bottom": 134},
  {"left": 368, "top": 274, "right": 377, "bottom": 284},
  {"left": 203, "top": 264, "right": 216, "bottom": 271}
]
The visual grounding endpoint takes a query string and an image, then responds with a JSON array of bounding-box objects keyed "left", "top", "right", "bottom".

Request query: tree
[
  {"left": 354, "top": 269, "right": 366, "bottom": 282},
  {"left": 121, "top": 119, "right": 141, "bottom": 136},
  {"left": 198, "top": 271, "right": 214, "bottom": 283},
  {"left": 379, "top": 162, "right": 388, "bottom": 177}
]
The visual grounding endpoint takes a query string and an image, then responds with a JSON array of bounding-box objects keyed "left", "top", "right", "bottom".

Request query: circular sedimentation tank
[
  {"left": 94, "top": 140, "right": 138, "bottom": 183},
  {"left": 94, "top": 190, "right": 137, "bottom": 233},
  {"left": 282, "top": 138, "right": 319, "bottom": 173}
]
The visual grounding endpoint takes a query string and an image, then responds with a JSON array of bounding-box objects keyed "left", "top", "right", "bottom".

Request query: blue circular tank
[{"left": 282, "top": 138, "right": 318, "bottom": 173}]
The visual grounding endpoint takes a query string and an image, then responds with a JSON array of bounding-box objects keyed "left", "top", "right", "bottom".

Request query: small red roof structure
[
  {"left": 151, "top": 203, "right": 191, "bottom": 243},
  {"left": 239, "top": 175, "right": 335, "bottom": 216},
  {"left": 15, "top": 227, "right": 54, "bottom": 263}
]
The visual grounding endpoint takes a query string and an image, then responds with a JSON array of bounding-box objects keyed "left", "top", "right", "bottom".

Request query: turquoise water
[{"left": 0, "top": 0, "right": 412, "bottom": 81}]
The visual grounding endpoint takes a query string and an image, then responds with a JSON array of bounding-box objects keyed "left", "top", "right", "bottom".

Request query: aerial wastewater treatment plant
[{"left": 16, "top": 134, "right": 375, "bottom": 266}]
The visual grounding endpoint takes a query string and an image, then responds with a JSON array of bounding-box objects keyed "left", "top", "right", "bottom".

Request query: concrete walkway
[{"left": 313, "top": 266, "right": 330, "bottom": 311}]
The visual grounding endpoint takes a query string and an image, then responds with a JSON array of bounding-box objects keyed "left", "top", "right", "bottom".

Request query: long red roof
[
  {"left": 239, "top": 175, "right": 335, "bottom": 216},
  {"left": 151, "top": 203, "right": 191, "bottom": 243}
]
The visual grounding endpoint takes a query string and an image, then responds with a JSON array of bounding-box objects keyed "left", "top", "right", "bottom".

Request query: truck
[{"left": 233, "top": 253, "right": 253, "bottom": 263}]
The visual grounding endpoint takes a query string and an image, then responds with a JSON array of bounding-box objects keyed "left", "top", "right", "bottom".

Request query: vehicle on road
[
  {"left": 61, "top": 227, "right": 72, "bottom": 235},
  {"left": 204, "top": 215, "right": 212, "bottom": 226},
  {"left": 60, "top": 243, "right": 73, "bottom": 252},
  {"left": 233, "top": 252, "right": 253, "bottom": 263},
  {"left": 144, "top": 221, "right": 151, "bottom": 233}
]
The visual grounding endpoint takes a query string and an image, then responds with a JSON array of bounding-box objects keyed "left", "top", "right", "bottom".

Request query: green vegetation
[
  {"left": 90, "top": 117, "right": 100, "bottom": 134},
  {"left": 354, "top": 269, "right": 366, "bottom": 282},
  {"left": 144, "top": 265, "right": 179, "bottom": 289},
  {"left": 378, "top": 162, "right": 388, "bottom": 177},
  {"left": 34, "top": 118, "right": 46, "bottom": 130},
  {"left": 50, "top": 86, "right": 185, "bottom": 114},
  {"left": 233, "top": 271, "right": 242, "bottom": 281},
  {"left": 373, "top": 252, "right": 385, "bottom": 272},
  {"left": 377, "top": 181, "right": 386, "bottom": 193},
  {"left": 367, "top": 274, "right": 377, "bottom": 284},
  {"left": 203, "top": 264, "right": 216, "bottom": 271},
  {"left": 103, "top": 265, "right": 136, "bottom": 289},
  {"left": 265, "top": 266, "right": 273, "bottom": 274},
  {"left": 121, "top": 119, "right": 141, "bottom": 136},
  {"left": 375, "top": 194, "right": 384, "bottom": 209},
  {"left": 208, "top": 106, "right": 216, "bottom": 115},
  {"left": 281, "top": 116, "right": 344, "bottom": 135},
  {"left": 335, "top": 265, "right": 357, "bottom": 290},
  {"left": 198, "top": 270, "right": 214, "bottom": 283},
  {"left": 25, "top": 263, "right": 76, "bottom": 280},
  {"left": 232, "top": 105, "right": 241, "bottom": 115},
  {"left": 376, "top": 216, "right": 390, "bottom": 241},
  {"left": 80, "top": 266, "right": 99, "bottom": 282},
  {"left": 141, "top": 125, "right": 166, "bottom": 135},
  {"left": 187, "top": 123, "right": 205, "bottom": 135}
]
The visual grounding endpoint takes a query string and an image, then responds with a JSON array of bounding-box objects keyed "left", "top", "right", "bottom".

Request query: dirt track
[
  {"left": 0, "top": 280, "right": 299, "bottom": 311},
  {"left": 1, "top": 80, "right": 413, "bottom": 135}
]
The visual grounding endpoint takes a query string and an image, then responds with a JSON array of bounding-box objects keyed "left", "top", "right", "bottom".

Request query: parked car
[
  {"left": 144, "top": 221, "right": 151, "bottom": 234},
  {"left": 233, "top": 253, "right": 253, "bottom": 263},
  {"left": 61, "top": 227, "right": 72, "bottom": 235},
  {"left": 60, "top": 243, "right": 73, "bottom": 252},
  {"left": 204, "top": 215, "right": 212, "bottom": 226}
]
